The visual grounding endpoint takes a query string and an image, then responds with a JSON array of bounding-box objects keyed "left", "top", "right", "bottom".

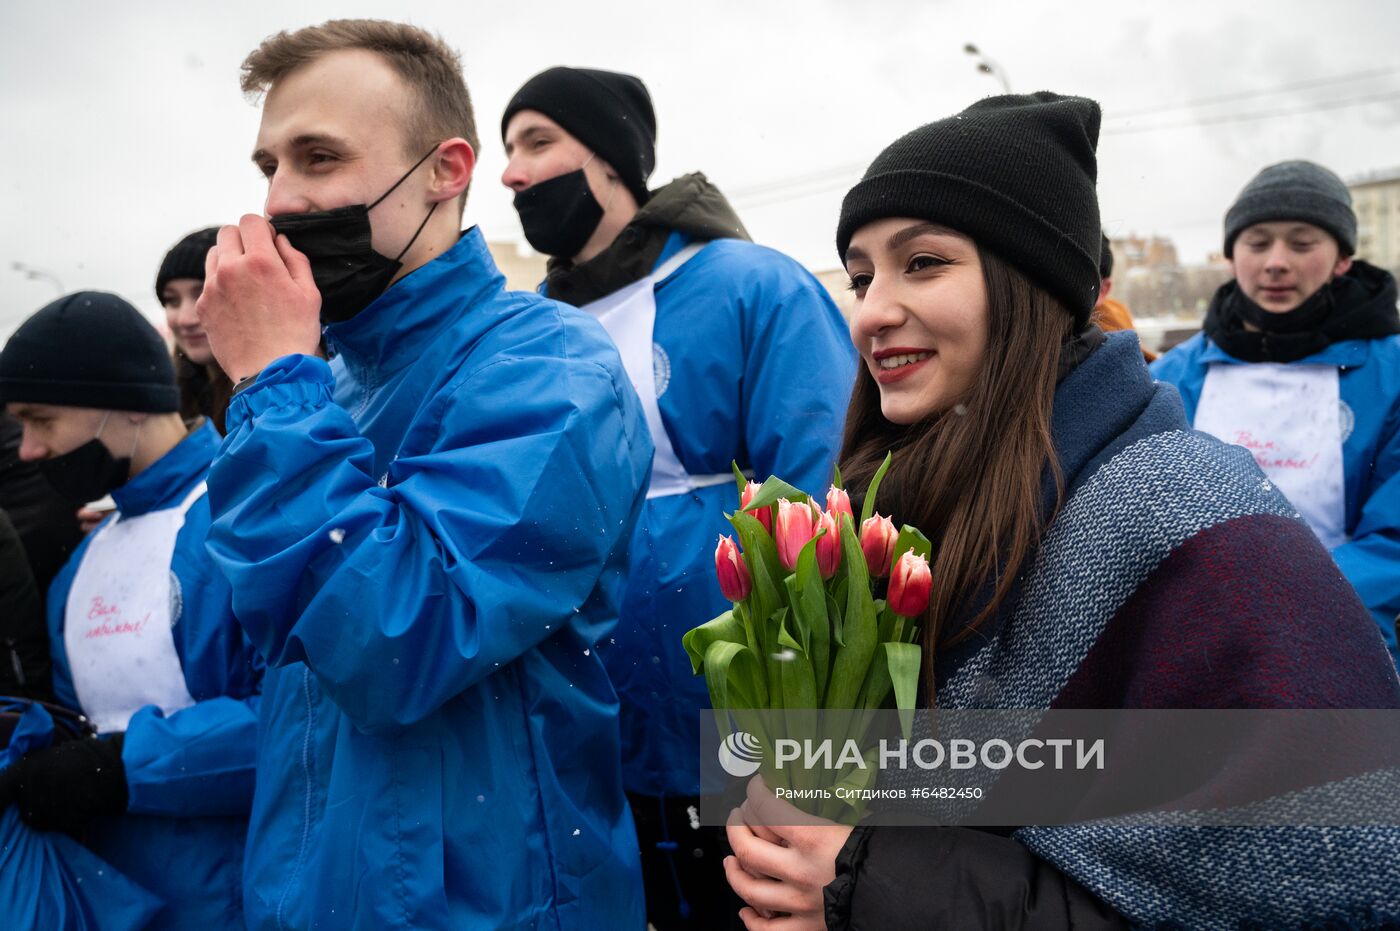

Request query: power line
[
  {"left": 730, "top": 78, "right": 1400, "bottom": 210},
  {"left": 1104, "top": 89, "right": 1400, "bottom": 135},
  {"left": 727, "top": 162, "right": 867, "bottom": 203},
  {"left": 1105, "top": 67, "right": 1399, "bottom": 120}
]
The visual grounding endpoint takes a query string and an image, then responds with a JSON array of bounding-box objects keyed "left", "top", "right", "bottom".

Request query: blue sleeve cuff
[{"left": 226, "top": 355, "right": 336, "bottom": 430}]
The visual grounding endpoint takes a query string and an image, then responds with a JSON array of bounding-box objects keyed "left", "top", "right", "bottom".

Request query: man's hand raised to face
[{"left": 197, "top": 214, "right": 323, "bottom": 383}]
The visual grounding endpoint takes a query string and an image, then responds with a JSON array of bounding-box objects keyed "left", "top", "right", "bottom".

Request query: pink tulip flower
[
  {"left": 715, "top": 535, "right": 752, "bottom": 602},
  {"left": 814, "top": 510, "right": 842, "bottom": 579},
  {"left": 825, "top": 485, "right": 853, "bottom": 525},
  {"left": 775, "top": 498, "right": 818, "bottom": 572},
  {"left": 860, "top": 514, "right": 898, "bottom": 578},
  {"left": 740, "top": 480, "right": 773, "bottom": 535},
  {"left": 888, "top": 549, "right": 932, "bottom": 617}
]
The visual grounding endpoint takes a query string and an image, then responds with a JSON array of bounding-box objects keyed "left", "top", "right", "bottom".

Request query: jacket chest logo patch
[{"left": 653, "top": 343, "right": 671, "bottom": 398}]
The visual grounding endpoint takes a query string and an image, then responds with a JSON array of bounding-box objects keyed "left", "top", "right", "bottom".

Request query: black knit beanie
[
  {"left": 155, "top": 226, "right": 218, "bottom": 300},
  {"left": 502, "top": 66, "right": 656, "bottom": 204},
  {"left": 0, "top": 291, "right": 179, "bottom": 413},
  {"left": 836, "top": 92, "right": 1103, "bottom": 329},
  {"left": 1099, "top": 233, "right": 1114, "bottom": 281},
  {"left": 1222, "top": 160, "right": 1356, "bottom": 258}
]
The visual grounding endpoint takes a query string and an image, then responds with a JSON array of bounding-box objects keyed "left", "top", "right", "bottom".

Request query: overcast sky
[{"left": 3, "top": 0, "right": 1399, "bottom": 335}]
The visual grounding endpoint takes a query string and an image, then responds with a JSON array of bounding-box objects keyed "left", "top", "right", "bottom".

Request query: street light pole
[
  {"left": 10, "top": 261, "right": 65, "bottom": 296},
  {"left": 963, "top": 43, "right": 1012, "bottom": 93}
]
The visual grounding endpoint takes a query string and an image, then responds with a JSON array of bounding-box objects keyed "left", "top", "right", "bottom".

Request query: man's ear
[
  {"left": 430, "top": 138, "right": 476, "bottom": 203},
  {"left": 1099, "top": 277, "right": 1113, "bottom": 303},
  {"left": 1333, "top": 255, "right": 1354, "bottom": 278}
]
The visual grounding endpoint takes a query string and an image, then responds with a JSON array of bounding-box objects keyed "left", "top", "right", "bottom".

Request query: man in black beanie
[
  {"left": 0, "top": 291, "right": 261, "bottom": 925},
  {"left": 502, "top": 67, "right": 856, "bottom": 930},
  {"left": 1153, "top": 160, "right": 1400, "bottom": 666}
]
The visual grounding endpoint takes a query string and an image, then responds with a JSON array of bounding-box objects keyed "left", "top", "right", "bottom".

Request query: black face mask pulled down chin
[
  {"left": 271, "top": 147, "right": 439, "bottom": 325},
  {"left": 38, "top": 439, "right": 130, "bottom": 505},
  {"left": 1232, "top": 282, "right": 1335, "bottom": 336},
  {"left": 1204, "top": 261, "right": 1400, "bottom": 363},
  {"left": 513, "top": 169, "right": 604, "bottom": 259}
]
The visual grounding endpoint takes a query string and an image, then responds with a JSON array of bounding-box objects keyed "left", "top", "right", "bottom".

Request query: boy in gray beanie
[
  {"left": 1223, "top": 160, "right": 1357, "bottom": 259},
  {"left": 1153, "top": 159, "right": 1400, "bottom": 665}
]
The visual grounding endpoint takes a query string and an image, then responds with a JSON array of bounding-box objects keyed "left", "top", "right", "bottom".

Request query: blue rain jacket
[
  {"left": 47, "top": 420, "right": 260, "bottom": 929},
  {"left": 0, "top": 701, "right": 164, "bottom": 930},
  {"left": 205, "top": 228, "right": 651, "bottom": 930},
  {"left": 595, "top": 232, "right": 856, "bottom": 796},
  {"left": 1153, "top": 333, "right": 1400, "bottom": 662}
]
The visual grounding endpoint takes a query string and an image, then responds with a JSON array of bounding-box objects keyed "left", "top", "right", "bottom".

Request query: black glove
[{"left": 0, "top": 733, "right": 128, "bottom": 835}]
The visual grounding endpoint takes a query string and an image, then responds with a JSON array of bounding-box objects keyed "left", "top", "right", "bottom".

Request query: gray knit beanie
[{"left": 1223, "top": 160, "right": 1356, "bottom": 258}]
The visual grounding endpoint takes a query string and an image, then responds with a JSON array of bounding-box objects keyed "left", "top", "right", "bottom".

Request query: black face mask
[
  {"left": 271, "top": 147, "right": 440, "bottom": 324},
  {"left": 513, "top": 169, "right": 604, "bottom": 258},
  {"left": 38, "top": 416, "right": 132, "bottom": 505},
  {"left": 1233, "top": 280, "right": 1335, "bottom": 335}
]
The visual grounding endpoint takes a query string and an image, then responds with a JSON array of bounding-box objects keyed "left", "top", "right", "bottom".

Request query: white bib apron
[
  {"left": 1194, "top": 363, "right": 1348, "bottom": 549},
  {"left": 64, "top": 483, "right": 204, "bottom": 734},
  {"left": 581, "top": 245, "right": 741, "bottom": 498}
]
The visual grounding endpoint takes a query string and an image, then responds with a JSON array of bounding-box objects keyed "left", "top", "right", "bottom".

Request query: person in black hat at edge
[
  {"left": 68, "top": 227, "right": 237, "bottom": 538},
  {"left": 723, "top": 94, "right": 1400, "bottom": 929},
  {"left": 0, "top": 292, "right": 260, "bottom": 929},
  {"left": 500, "top": 67, "right": 856, "bottom": 930}
]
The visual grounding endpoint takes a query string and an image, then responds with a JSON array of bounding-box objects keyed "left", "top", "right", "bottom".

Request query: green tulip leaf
[
  {"left": 885, "top": 641, "right": 922, "bottom": 714},
  {"left": 785, "top": 538, "right": 831, "bottom": 705},
  {"left": 773, "top": 609, "right": 818, "bottom": 710},
  {"left": 701, "top": 640, "right": 766, "bottom": 711},
  {"left": 682, "top": 609, "right": 747, "bottom": 676},
  {"left": 859, "top": 452, "right": 893, "bottom": 526},
  {"left": 825, "top": 514, "right": 878, "bottom": 710},
  {"left": 889, "top": 525, "right": 933, "bottom": 576},
  {"left": 742, "top": 475, "right": 810, "bottom": 513},
  {"left": 732, "top": 461, "right": 749, "bottom": 498}
]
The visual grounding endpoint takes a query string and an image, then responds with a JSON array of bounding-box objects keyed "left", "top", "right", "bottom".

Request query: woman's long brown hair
[
  {"left": 174, "top": 347, "right": 233, "bottom": 436},
  {"left": 838, "top": 249, "right": 1074, "bottom": 697}
]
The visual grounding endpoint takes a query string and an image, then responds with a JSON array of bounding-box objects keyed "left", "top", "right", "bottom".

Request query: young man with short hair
[
  {"left": 1153, "top": 161, "right": 1400, "bottom": 664},
  {"left": 195, "top": 20, "right": 650, "bottom": 928},
  {"left": 502, "top": 66, "right": 856, "bottom": 929},
  {"left": 0, "top": 291, "right": 260, "bottom": 929}
]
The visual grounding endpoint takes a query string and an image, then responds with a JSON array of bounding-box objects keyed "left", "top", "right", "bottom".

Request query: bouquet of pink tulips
[{"left": 684, "top": 453, "right": 932, "bottom": 725}]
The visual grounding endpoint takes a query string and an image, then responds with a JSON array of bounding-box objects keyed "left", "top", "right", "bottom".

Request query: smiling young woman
[
  {"left": 156, "top": 227, "right": 232, "bottom": 434},
  {"left": 724, "top": 93, "right": 1400, "bottom": 931},
  {"left": 841, "top": 222, "right": 1071, "bottom": 677}
]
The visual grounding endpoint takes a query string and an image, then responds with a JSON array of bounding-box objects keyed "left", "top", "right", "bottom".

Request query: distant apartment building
[
  {"left": 1113, "top": 235, "right": 1179, "bottom": 272},
  {"left": 1107, "top": 234, "right": 1229, "bottom": 322},
  {"left": 1350, "top": 168, "right": 1400, "bottom": 279}
]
